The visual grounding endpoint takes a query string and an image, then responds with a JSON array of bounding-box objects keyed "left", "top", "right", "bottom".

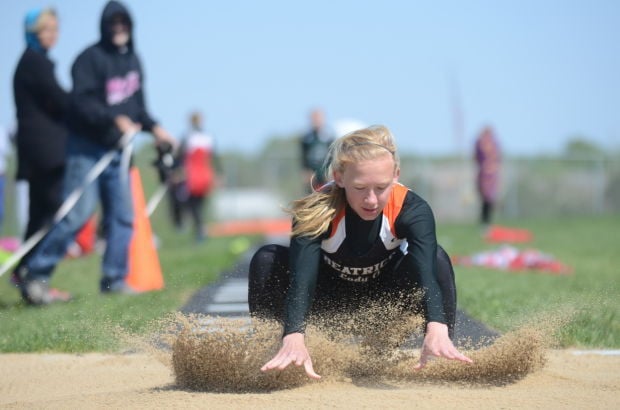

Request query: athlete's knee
[
  {"left": 248, "top": 244, "right": 289, "bottom": 320},
  {"left": 249, "top": 244, "right": 288, "bottom": 283}
]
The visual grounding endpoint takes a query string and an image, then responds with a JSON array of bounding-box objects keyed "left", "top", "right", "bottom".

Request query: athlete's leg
[{"left": 248, "top": 244, "right": 290, "bottom": 322}]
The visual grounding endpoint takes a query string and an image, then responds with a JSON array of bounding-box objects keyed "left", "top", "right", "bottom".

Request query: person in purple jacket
[
  {"left": 15, "top": 1, "right": 176, "bottom": 305},
  {"left": 474, "top": 126, "right": 501, "bottom": 228}
]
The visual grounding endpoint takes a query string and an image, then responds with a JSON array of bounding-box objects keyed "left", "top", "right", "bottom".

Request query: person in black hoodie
[
  {"left": 17, "top": 1, "right": 176, "bottom": 305},
  {"left": 11, "top": 8, "right": 69, "bottom": 295}
]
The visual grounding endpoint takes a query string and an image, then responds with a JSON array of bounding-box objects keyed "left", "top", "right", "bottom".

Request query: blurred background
[{"left": 1, "top": 0, "right": 619, "bottom": 227}]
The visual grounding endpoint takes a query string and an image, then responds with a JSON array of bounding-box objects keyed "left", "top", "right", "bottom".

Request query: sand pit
[
  {"left": 0, "top": 349, "right": 617, "bottom": 409},
  {"left": 1, "top": 314, "right": 617, "bottom": 409}
]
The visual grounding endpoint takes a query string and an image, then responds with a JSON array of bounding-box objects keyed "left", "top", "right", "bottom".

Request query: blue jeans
[{"left": 25, "top": 135, "right": 134, "bottom": 291}]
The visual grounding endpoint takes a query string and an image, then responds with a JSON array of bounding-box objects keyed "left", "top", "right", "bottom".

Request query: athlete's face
[{"left": 334, "top": 153, "right": 399, "bottom": 221}]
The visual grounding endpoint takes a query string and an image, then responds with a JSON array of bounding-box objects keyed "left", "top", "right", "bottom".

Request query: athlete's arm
[
  {"left": 261, "top": 232, "right": 323, "bottom": 379},
  {"left": 394, "top": 191, "right": 445, "bottom": 324},
  {"left": 395, "top": 191, "right": 472, "bottom": 368},
  {"left": 283, "top": 233, "right": 323, "bottom": 335}
]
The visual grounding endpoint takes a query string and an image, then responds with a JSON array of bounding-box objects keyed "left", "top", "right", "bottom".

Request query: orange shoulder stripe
[
  {"left": 330, "top": 207, "right": 346, "bottom": 237},
  {"left": 329, "top": 183, "right": 409, "bottom": 238},
  {"left": 383, "top": 183, "right": 409, "bottom": 236}
]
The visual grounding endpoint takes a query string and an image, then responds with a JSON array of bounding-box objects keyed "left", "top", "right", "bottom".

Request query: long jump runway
[{"left": 181, "top": 242, "right": 499, "bottom": 347}]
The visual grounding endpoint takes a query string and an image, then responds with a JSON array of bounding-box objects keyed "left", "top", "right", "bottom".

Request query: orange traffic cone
[
  {"left": 125, "top": 167, "right": 165, "bottom": 292},
  {"left": 75, "top": 214, "right": 97, "bottom": 254}
]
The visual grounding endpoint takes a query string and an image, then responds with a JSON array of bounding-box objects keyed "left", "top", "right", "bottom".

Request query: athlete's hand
[
  {"left": 261, "top": 332, "right": 321, "bottom": 380},
  {"left": 414, "top": 321, "right": 473, "bottom": 370}
]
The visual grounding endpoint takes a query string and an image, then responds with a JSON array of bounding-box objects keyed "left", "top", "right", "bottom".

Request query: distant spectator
[
  {"left": 11, "top": 7, "right": 69, "bottom": 286},
  {"left": 15, "top": 1, "right": 176, "bottom": 305},
  {"left": 179, "top": 111, "right": 219, "bottom": 242},
  {"left": 300, "top": 108, "right": 334, "bottom": 193},
  {"left": 474, "top": 126, "right": 501, "bottom": 228}
]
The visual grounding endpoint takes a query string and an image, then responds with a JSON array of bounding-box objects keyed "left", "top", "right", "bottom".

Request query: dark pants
[
  {"left": 24, "top": 166, "right": 65, "bottom": 242},
  {"left": 481, "top": 200, "right": 494, "bottom": 225},
  {"left": 248, "top": 244, "right": 457, "bottom": 337},
  {"left": 168, "top": 182, "right": 206, "bottom": 240},
  {"left": 13, "top": 166, "right": 66, "bottom": 276},
  {"left": 187, "top": 195, "right": 205, "bottom": 239},
  {"left": 168, "top": 181, "right": 186, "bottom": 230}
]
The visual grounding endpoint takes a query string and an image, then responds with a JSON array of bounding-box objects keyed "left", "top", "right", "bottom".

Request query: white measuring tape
[{"left": 0, "top": 130, "right": 139, "bottom": 278}]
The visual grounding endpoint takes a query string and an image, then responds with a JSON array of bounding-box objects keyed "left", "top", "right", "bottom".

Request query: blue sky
[{"left": 1, "top": 0, "right": 619, "bottom": 155}]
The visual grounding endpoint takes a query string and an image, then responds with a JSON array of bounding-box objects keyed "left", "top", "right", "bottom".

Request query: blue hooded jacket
[{"left": 24, "top": 8, "right": 45, "bottom": 53}]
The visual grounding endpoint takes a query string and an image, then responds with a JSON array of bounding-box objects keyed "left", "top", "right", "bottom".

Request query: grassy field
[
  {"left": 0, "top": 156, "right": 248, "bottom": 352},
  {"left": 0, "top": 226, "right": 245, "bottom": 352},
  {"left": 438, "top": 215, "right": 619, "bottom": 347},
  {"left": 0, "top": 158, "right": 618, "bottom": 351}
]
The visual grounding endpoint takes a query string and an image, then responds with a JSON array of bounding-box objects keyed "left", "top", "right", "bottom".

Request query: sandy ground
[{"left": 0, "top": 350, "right": 617, "bottom": 409}]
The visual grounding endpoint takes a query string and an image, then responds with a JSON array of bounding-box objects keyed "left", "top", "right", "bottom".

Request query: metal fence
[
  {"left": 400, "top": 156, "right": 617, "bottom": 221},
  {"left": 214, "top": 153, "right": 620, "bottom": 222}
]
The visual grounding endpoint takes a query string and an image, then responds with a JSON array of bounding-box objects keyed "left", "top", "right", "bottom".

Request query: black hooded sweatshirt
[{"left": 67, "top": 1, "right": 157, "bottom": 147}]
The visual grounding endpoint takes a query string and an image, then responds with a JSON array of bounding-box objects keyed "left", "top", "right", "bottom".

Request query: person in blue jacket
[{"left": 11, "top": 8, "right": 69, "bottom": 293}]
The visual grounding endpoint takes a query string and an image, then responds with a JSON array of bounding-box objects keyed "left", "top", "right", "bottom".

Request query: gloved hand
[{"left": 152, "top": 142, "right": 177, "bottom": 183}]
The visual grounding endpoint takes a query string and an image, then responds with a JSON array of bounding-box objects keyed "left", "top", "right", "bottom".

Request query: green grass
[
  {"left": 438, "top": 214, "right": 620, "bottom": 348},
  {"left": 0, "top": 223, "right": 246, "bottom": 352},
  {"left": 0, "top": 156, "right": 251, "bottom": 352},
  {"left": 0, "top": 155, "right": 618, "bottom": 351}
]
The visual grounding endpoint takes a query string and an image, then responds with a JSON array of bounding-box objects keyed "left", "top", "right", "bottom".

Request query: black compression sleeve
[
  {"left": 395, "top": 191, "right": 447, "bottom": 324},
  {"left": 283, "top": 234, "right": 322, "bottom": 335}
]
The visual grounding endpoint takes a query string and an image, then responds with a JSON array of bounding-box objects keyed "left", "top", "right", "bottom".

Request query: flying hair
[{"left": 288, "top": 125, "right": 399, "bottom": 238}]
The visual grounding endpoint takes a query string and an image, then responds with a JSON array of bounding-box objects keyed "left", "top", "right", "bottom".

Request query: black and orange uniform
[{"left": 249, "top": 183, "right": 457, "bottom": 337}]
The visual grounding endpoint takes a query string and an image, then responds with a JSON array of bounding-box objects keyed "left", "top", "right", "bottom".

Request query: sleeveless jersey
[{"left": 320, "top": 183, "right": 410, "bottom": 283}]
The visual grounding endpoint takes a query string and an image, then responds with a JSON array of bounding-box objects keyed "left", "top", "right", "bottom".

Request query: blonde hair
[
  {"left": 27, "top": 9, "right": 57, "bottom": 34},
  {"left": 288, "top": 125, "right": 400, "bottom": 238}
]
